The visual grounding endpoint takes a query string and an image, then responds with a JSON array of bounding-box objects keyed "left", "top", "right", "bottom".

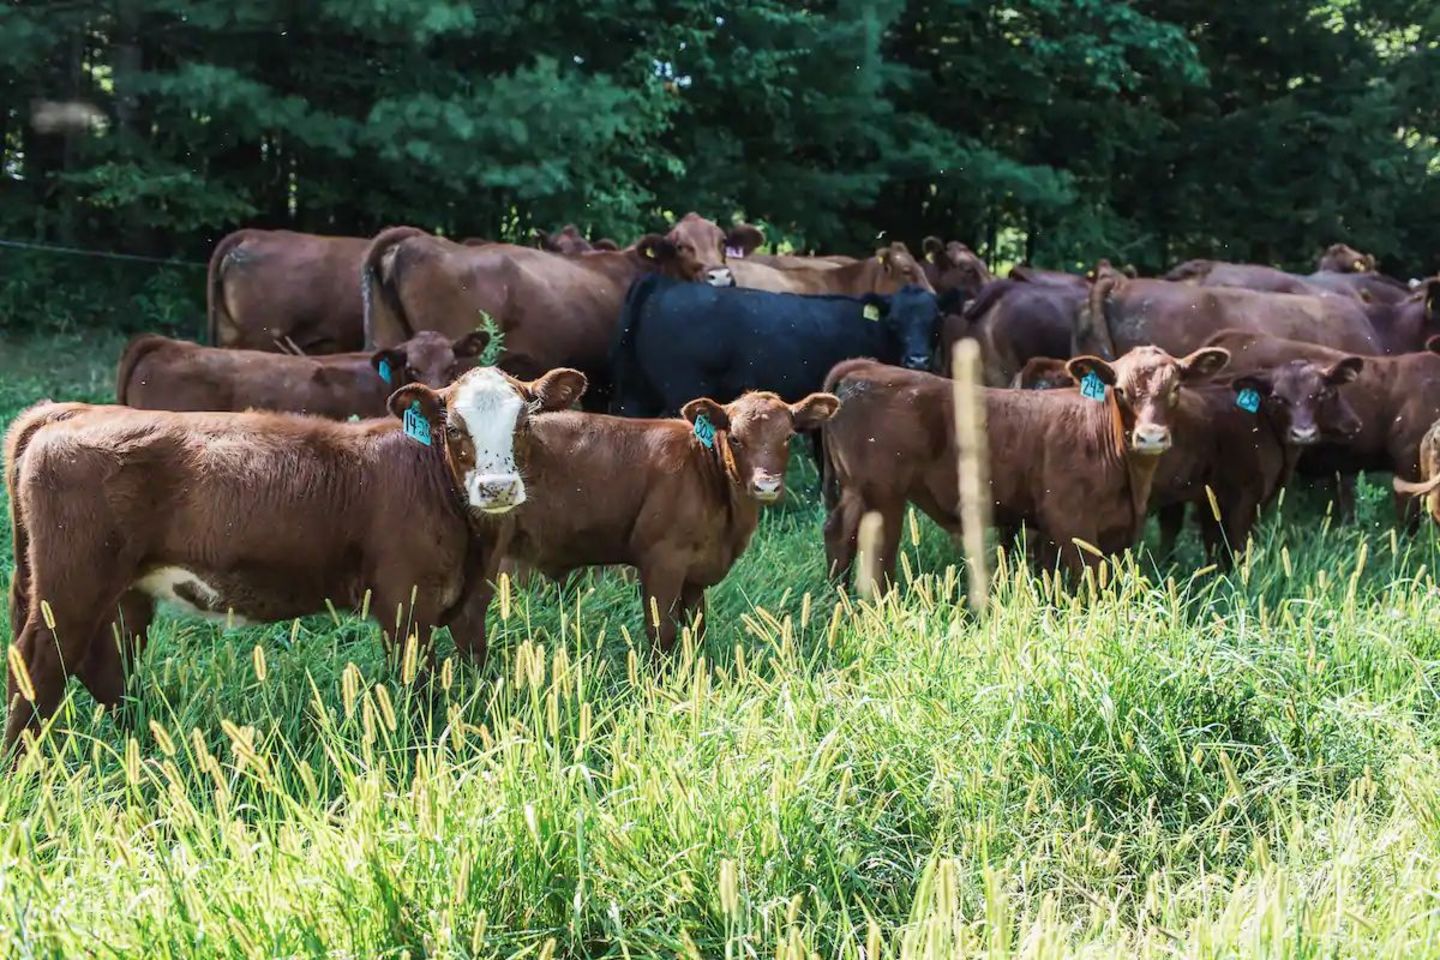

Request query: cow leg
[
  {"left": 1157, "top": 503, "right": 1187, "bottom": 558},
  {"left": 75, "top": 591, "right": 155, "bottom": 709},
  {"left": 680, "top": 582, "right": 708, "bottom": 648},
  {"left": 1394, "top": 486, "right": 1422, "bottom": 534},
  {"left": 442, "top": 552, "right": 501, "bottom": 671},
  {"left": 823, "top": 491, "right": 865, "bottom": 585},
  {"left": 638, "top": 562, "right": 686, "bottom": 656},
  {"left": 4, "top": 595, "right": 113, "bottom": 759},
  {"left": 1331, "top": 472, "right": 1356, "bottom": 523},
  {"left": 870, "top": 502, "right": 906, "bottom": 592}
]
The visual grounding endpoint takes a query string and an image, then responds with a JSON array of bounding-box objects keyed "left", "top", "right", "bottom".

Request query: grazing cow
[
  {"left": 1150, "top": 359, "right": 1364, "bottom": 561},
  {"left": 472, "top": 391, "right": 838, "bottom": 653},
  {"left": 208, "top": 229, "right": 370, "bottom": 354},
  {"left": 820, "top": 346, "right": 1230, "bottom": 582},
  {"left": 922, "top": 238, "right": 994, "bottom": 300},
  {"left": 1076, "top": 263, "right": 1396, "bottom": 360},
  {"left": 728, "top": 242, "right": 935, "bottom": 295},
  {"left": 362, "top": 227, "right": 708, "bottom": 409},
  {"left": 610, "top": 276, "right": 939, "bottom": 416},
  {"left": 944, "top": 279, "right": 1084, "bottom": 385},
  {"left": 116, "top": 330, "right": 486, "bottom": 418},
  {"left": 3, "top": 366, "right": 586, "bottom": 755},
  {"left": 1393, "top": 420, "right": 1440, "bottom": 526},
  {"left": 1205, "top": 329, "right": 1440, "bottom": 523}
]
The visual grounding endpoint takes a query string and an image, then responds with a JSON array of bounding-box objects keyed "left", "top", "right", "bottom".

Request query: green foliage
[{"left": 2, "top": 0, "right": 1436, "bottom": 273}]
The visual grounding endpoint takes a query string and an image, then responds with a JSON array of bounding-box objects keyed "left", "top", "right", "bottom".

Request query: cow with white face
[{"left": 387, "top": 366, "right": 589, "bottom": 514}]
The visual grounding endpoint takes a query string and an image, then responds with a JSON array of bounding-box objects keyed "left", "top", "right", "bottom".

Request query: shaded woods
[{"left": 3, "top": 0, "right": 1440, "bottom": 276}]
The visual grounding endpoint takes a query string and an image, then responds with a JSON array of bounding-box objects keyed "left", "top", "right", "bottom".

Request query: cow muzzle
[
  {"left": 704, "top": 266, "right": 736, "bottom": 288},
  {"left": 1288, "top": 424, "right": 1321, "bottom": 445},
  {"left": 749, "top": 473, "right": 784, "bottom": 502},
  {"left": 1131, "top": 424, "right": 1172, "bottom": 455},
  {"left": 468, "top": 474, "right": 526, "bottom": 514},
  {"left": 902, "top": 354, "right": 930, "bottom": 371}
]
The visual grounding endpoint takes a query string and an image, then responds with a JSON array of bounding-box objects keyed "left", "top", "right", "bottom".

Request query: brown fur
[
  {"left": 820, "top": 347, "right": 1229, "bottom": 583},
  {"left": 1393, "top": 420, "right": 1440, "bottom": 526},
  {"left": 116, "top": 331, "right": 485, "bottom": 418},
  {"left": 206, "top": 229, "right": 371, "bottom": 354},
  {"left": 2, "top": 371, "right": 591, "bottom": 754},
  {"left": 1317, "top": 243, "right": 1377, "bottom": 274},
  {"left": 728, "top": 242, "right": 935, "bottom": 296},
  {"left": 947, "top": 279, "right": 1085, "bottom": 385},
  {"left": 922, "top": 238, "right": 994, "bottom": 299}
]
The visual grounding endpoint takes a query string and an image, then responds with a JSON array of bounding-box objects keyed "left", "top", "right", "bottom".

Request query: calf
[
  {"left": 820, "top": 346, "right": 1229, "bottom": 583},
  {"left": 4, "top": 366, "right": 584, "bottom": 755},
  {"left": 1393, "top": 420, "right": 1440, "bottom": 526},
  {"left": 418, "top": 389, "right": 838, "bottom": 653},
  {"left": 1150, "top": 358, "right": 1363, "bottom": 561},
  {"left": 1206, "top": 330, "right": 1440, "bottom": 524},
  {"left": 611, "top": 275, "right": 938, "bottom": 416},
  {"left": 116, "top": 331, "right": 486, "bottom": 418}
]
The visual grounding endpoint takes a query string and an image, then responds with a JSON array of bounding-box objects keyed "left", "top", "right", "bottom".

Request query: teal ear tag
[
  {"left": 1236, "top": 388, "right": 1261, "bottom": 413},
  {"left": 693, "top": 414, "right": 716, "bottom": 449},
  {"left": 403, "top": 401, "right": 432, "bottom": 446},
  {"left": 1080, "top": 372, "right": 1107, "bottom": 402},
  {"left": 378, "top": 359, "right": 393, "bottom": 385}
]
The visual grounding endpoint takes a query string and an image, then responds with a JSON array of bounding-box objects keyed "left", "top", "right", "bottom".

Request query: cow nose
[
  {"left": 470, "top": 474, "right": 526, "bottom": 514},
  {"left": 704, "top": 266, "right": 735, "bottom": 288},
  {"left": 903, "top": 354, "right": 930, "bottom": 371},
  {"left": 750, "top": 473, "right": 784, "bottom": 501},
  {"left": 1131, "top": 424, "right": 1171, "bottom": 454},
  {"left": 1289, "top": 424, "right": 1320, "bottom": 444}
]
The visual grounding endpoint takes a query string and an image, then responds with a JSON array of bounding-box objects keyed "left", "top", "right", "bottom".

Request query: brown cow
[
  {"left": 398, "top": 388, "right": 839, "bottom": 653},
  {"left": 362, "top": 227, "right": 705, "bottom": 408},
  {"left": 1205, "top": 329, "right": 1440, "bottom": 523},
  {"left": 1165, "top": 259, "right": 1334, "bottom": 298},
  {"left": 1009, "top": 265, "right": 1092, "bottom": 289},
  {"left": 820, "top": 346, "right": 1229, "bottom": 582},
  {"left": 207, "top": 229, "right": 370, "bottom": 354},
  {"left": 922, "top": 238, "right": 994, "bottom": 300},
  {"left": 116, "top": 330, "right": 486, "bottom": 418},
  {"left": 664, "top": 212, "right": 767, "bottom": 283},
  {"left": 1011, "top": 356, "right": 1077, "bottom": 390},
  {"left": 1150, "top": 359, "right": 1363, "bottom": 561},
  {"left": 3, "top": 366, "right": 586, "bottom": 755},
  {"left": 729, "top": 242, "right": 935, "bottom": 295},
  {"left": 533, "top": 224, "right": 621, "bottom": 256},
  {"left": 1318, "top": 243, "right": 1377, "bottom": 274},
  {"left": 1393, "top": 420, "right": 1440, "bottom": 526},
  {"left": 944, "top": 279, "right": 1085, "bottom": 385},
  {"left": 1076, "top": 263, "right": 1391, "bottom": 360}
]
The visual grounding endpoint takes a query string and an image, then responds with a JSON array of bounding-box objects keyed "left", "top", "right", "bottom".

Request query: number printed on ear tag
[
  {"left": 1236, "top": 388, "right": 1261, "bottom": 413},
  {"left": 693, "top": 414, "right": 716, "bottom": 449},
  {"left": 403, "top": 401, "right": 432, "bottom": 446},
  {"left": 1080, "top": 371, "right": 1107, "bottom": 402}
]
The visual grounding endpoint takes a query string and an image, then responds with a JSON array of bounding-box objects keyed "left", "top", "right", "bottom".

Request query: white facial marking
[{"left": 451, "top": 368, "right": 526, "bottom": 511}]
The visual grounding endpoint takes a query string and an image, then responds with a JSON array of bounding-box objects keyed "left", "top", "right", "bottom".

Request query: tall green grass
[{"left": 3, "top": 336, "right": 1440, "bottom": 958}]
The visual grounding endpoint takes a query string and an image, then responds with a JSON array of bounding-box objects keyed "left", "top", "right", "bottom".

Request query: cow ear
[
  {"left": 1325, "top": 356, "right": 1364, "bottom": 384},
  {"left": 682, "top": 397, "right": 730, "bottom": 431},
  {"left": 592, "top": 238, "right": 620, "bottom": 252},
  {"left": 1424, "top": 280, "right": 1440, "bottom": 321},
  {"left": 533, "top": 229, "right": 558, "bottom": 252},
  {"left": 1232, "top": 374, "right": 1272, "bottom": 398},
  {"left": 525, "top": 368, "right": 587, "bottom": 411},
  {"left": 1066, "top": 356, "right": 1116, "bottom": 386},
  {"left": 1178, "top": 347, "right": 1230, "bottom": 381},
  {"left": 451, "top": 330, "right": 490, "bottom": 359},
  {"left": 388, "top": 383, "right": 444, "bottom": 425},
  {"left": 371, "top": 349, "right": 404, "bottom": 383},
  {"left": 634, "top": 234, "right": 674, "bottom": 262},
  {"left": 726, "top": 224, "right": 765, "bottom": 257},
  {"left": 789, "top": 392, "right": 840, "bottom": 430},
  {"left": 922, "top": 236, "right": 945, "bottom": 263}
]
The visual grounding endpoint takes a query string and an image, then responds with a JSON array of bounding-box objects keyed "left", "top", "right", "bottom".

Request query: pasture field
[{"left": 4, "top": 331, "right": 1440, "bottom": 959}]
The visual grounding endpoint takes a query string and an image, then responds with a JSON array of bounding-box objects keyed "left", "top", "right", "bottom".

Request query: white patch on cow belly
[{"left": 135, "top": 566, "right": 254, "bottom": 626}]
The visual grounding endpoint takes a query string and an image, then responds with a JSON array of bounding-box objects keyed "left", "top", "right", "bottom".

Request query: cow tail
[
  {"left": 607, "top": 273, "right": 665, "bottom": 415},
  {"left": 114, "top": 334, "right": 170, "bottom": 406},
  {"left": 206, "top": 229, "right": 250, "bottom": 346},
  {"left": 362, "top": 226, "right": 428, "bottom": 349},
  {"left": 816, "top": 359, "right": 873, "bottom": 512},
  {"left": 1076, "top": 271, "right": 1122, "bottom": 360},
  {"left": 4, "top": 403, "right": 80, "bottom": 641}
]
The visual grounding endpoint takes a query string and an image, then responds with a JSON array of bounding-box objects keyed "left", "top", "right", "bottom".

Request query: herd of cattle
[{"left": 5, "top": 212, "right": 1440, "bottom": 755}]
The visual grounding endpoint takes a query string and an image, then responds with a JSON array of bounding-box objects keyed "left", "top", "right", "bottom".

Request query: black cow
[{"left": 611, "top": 276, "right": 939, "bottom": 416}]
